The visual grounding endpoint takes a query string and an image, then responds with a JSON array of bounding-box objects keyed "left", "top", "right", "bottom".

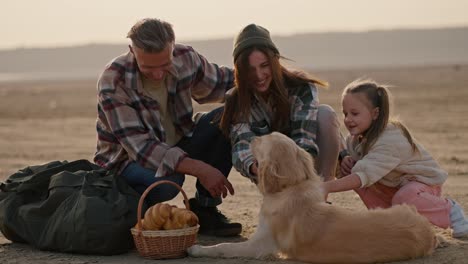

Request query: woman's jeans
[
  {"left": 121, "top": 106, "right": 231, "bottom": 207},
  {"left": 316, "top": 104, "right": 342, "bottom": 181}
]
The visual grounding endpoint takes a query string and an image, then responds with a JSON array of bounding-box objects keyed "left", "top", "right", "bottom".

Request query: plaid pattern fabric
[
  {"left": 94, "top": 44, "right": 234, "bottom": 177},
  {"left": 230, "top": 83, "right": 319, "bottom": 180}
]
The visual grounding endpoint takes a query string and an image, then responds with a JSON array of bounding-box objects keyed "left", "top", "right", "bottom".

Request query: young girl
[{"left": 322, "top": 79, "right": 468, "bottom": 239}]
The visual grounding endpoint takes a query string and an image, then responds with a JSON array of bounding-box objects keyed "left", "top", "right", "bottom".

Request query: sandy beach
[{"left": 1, "top": 65, "right": 467, "bottom": 263}]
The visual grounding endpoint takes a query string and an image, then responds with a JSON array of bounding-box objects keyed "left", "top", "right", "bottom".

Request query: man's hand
[
  {"left": 176, "top": 157, "right": 234, "bottom": 198},
  {"left": 340, "top": 156, "right": 356, "bottom": 176}
]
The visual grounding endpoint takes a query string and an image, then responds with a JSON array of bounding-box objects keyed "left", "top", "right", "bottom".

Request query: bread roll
[
  {"left": 134, "top": 219, "right": 144, "bottom": 229},
  {"left": 162, "top": 207, "right": 199, "bottom": 230},
  {"left": 142, "top": 203, "right": 172, "bottom": 230},
  {"left": 175, "top": 208, "right": 198, "bottom": 227},
  {"left": 140, "top": 203, "right": 199, "bottom": 230}
]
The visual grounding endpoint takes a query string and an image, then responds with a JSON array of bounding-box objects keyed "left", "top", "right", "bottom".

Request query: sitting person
[
  {"left": 219, "top": 24, "right": 341, "bottom": 182},
  {"left": 94, "top": 18, "right": 241, "bottom": 237},
  {"left": 323, "top": 78, "right": 468, "bottom": 239}
]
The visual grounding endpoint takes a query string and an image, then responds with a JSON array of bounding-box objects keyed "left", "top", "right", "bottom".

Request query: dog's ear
[
  {"left": 296, "top": 147, "right": 318, "bottom": 181},
  {"left": 258, "top": 160, "right": 283, "bottom": 194}
]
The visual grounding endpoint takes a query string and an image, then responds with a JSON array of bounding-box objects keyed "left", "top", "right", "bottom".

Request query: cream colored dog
[{"left": 188, "top": 132, "right": 436, "bottom": 263}]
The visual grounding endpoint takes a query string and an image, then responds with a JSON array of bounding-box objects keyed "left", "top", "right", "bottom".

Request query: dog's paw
[
  {"left": 187, "top": 244, "right": 203, "bottom": 257},
  {"left": 187, "top": 244, "right": 224, "bottom": 258}
]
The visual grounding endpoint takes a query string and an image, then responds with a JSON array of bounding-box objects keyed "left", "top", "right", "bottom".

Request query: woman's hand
[{"left": 250, "top": 161, "right": 258, "bottom": 176}]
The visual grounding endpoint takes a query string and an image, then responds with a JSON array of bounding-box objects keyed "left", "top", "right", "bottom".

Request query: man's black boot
[{"left": 189, "top": 198, "right": 242, "bottom": 237}]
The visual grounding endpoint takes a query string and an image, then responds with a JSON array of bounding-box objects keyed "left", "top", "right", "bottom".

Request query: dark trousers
[{"left": 121, "top": 106, "right": 232, "bottom": 206}]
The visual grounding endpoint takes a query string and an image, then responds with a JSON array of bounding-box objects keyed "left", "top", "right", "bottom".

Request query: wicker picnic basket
[{"left": 131, "top": 180, "right": 199, "bottom": 259}]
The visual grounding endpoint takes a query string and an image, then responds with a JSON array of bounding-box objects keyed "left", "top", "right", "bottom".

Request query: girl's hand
[
  {"left": 320, "top": 182, "right": 328, "bottom": 202},
  {"left": 340, "top": 156, "right": 356, "bottom": 176}
]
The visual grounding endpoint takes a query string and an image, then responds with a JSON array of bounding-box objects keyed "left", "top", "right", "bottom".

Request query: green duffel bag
[{"left": 0, "top": 159, "right": 144, "bottom": 255}]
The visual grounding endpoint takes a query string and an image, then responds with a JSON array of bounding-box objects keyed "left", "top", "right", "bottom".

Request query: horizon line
[{"left": 2, "top": 24, "right": 467, "bottom": 52}]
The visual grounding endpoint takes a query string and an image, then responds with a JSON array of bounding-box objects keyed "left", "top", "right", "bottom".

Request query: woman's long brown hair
[{"left": 220, "top": 46, "right": 327, "bottom": 137}]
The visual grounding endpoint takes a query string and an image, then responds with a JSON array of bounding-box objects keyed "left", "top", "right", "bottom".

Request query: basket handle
[{"left": 135, "top": 180, "right": 191, "bottom": 232}]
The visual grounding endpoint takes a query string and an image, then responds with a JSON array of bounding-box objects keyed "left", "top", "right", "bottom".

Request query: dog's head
[{"left": 251, "top": 132, "right": 319, "bottom": 194}]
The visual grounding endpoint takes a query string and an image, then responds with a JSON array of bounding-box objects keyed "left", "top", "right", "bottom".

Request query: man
[{"left": 94, "top": 18, "right": 241, "bottom": 236}]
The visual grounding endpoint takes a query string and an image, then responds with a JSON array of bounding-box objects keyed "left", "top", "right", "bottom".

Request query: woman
[{"left": 220, "top": 24, "right": 341, "bottom": 183}]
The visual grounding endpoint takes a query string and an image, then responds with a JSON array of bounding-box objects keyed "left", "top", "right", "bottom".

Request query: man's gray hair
[{"left": 127, "top": 18, "right": 175, "bottom": 52}]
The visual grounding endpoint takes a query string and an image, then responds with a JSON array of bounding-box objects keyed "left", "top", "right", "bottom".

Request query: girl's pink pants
[{"left": 355, "top": 181, "right": 451, "bottom": 228}]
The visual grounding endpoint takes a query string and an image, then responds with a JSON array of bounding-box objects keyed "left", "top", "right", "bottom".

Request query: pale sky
[{"left": 2, "top": 0, "right": 468, "bottom": 50}]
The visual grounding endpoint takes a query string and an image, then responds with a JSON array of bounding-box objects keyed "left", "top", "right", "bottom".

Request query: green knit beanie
[{"left": 232, "top": 24, "right": 279, "bottom": 62}]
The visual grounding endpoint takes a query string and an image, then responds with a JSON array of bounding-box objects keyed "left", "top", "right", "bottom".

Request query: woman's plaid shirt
[{"left": 230, "top": 83, "right": 319, "bottom": 181}]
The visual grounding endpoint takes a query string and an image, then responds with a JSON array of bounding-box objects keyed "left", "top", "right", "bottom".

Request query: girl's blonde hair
[{"left": 343, "top": 79, "right": 417, "bottom": 156}]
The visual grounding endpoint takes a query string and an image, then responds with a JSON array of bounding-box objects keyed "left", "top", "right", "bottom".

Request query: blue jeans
[
  {"left": 121, "top": 106, "right": 231, "bottom": 207},
  {"left": 122, "top": 163, "right": 185, "bottom": 204}
]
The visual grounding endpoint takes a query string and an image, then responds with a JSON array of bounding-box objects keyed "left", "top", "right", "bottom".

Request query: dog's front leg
[{"left": 188, "top": 215, "right": 278, "bottom": 259}]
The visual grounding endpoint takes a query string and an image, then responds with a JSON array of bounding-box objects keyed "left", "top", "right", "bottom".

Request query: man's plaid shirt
[{"left": 94, "top": 44, "right": 234, "bottom": 177}]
